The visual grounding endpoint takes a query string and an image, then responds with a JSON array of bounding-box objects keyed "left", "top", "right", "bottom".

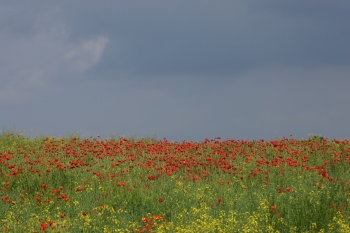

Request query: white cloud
[
  {"left": 0, "top": 13, "right": 109, "bottom": 103},
  {"left": 64, "top": 36, "right": 109, "bottom": 74}
]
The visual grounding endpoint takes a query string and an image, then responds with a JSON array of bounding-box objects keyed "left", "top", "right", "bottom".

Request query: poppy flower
[
  {"left": 2, "top": 196, "right": 9, "bottom": 202},
  {"left": 141, "top": 217, "right": 152, "bottom": 224},
  {"left": 40, "top": 222, "right": 48, "bottom": 231},
  {"left": 36, "top": 195, "right": 42, "bottom": 203},
  {"left": 117, "top": 182, "right": 126, "bottom": 186},
  {"left": 152, "top": 215, "right": 164, "bottom": 221}
]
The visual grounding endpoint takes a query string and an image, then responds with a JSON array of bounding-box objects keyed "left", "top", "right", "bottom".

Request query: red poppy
[
  {"left": 117, "top": 182, "right": 126, "bottom": 186},
  {"left": 2, "top": 196, "right": 9, "bottom": 202},
  {"left": 40, "top": 222, "right": 48, "bottom": 231},
  {"left": 159, "top": 197, "right": 164, "bottom": 203},
  {"left": 58, "top": 193, "right": 67, "bottom": 199},
  {"left": 141, "top": 217, "right": 152, "bottom": 225},
  {"left": 36, "top": 195, "right": 42, "bottom": 203},
  {"left": 152, "top": 215, "right": 164, "bottom": 221}
]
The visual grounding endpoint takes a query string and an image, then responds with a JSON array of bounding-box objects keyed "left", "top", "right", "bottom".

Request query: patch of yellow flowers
[
  {"left": 2, "top": 180, "right": 350, "bottom": 232},
  {"left": 2, "top": 198, "right": 350, "bottom": 232}
]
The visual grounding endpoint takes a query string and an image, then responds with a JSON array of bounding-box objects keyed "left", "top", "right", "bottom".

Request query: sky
[{"left": 1, "top": 1, "right": 350, "bottom": 141}]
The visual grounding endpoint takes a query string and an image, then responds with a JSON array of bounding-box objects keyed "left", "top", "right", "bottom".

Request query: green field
[{"left": 1, "top": 132, "right": 350, "bottom": 232}]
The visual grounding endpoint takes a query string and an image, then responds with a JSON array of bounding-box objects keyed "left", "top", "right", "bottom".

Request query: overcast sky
[{"left": 1, "top": 1, "right": 350, "bottom": 141}]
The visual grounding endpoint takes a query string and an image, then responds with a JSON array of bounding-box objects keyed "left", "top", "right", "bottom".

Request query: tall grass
[{"left": 1, "top": 132, "right": 350, "bottom": 232}]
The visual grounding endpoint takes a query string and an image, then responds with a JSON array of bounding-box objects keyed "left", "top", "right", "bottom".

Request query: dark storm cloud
[
  {"left": 2, "top": 1, "right": 349, "bottom": 79},
  {"left": 62, "top": 1, "right": 251, "bottom": 77},
  {"left": 1, "top": 1, "right": 350, "bottom": 141},
  {"left": 55, "top": 0, "right": 350, "bottom": 78},
  {"left": 251, "top": 0, "right": 350, "bottom": 67}
]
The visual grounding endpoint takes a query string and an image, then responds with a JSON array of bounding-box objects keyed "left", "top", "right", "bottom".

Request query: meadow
[{"left": 1, "top": 132, "right": 350, "bottom": 232}]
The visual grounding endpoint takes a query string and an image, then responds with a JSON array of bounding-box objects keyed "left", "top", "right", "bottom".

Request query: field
[{"left": 1, "top": 132, "right": 350, "bottom": 232}]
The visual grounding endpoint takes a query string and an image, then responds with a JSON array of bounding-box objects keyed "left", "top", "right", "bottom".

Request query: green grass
[{"left": 0, "top": 131, "right": 350, "bottom": 232}]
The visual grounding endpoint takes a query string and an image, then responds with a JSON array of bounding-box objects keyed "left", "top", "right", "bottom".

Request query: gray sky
[{"left": 1, "top": 1, "right": 350, "bottom": 141}]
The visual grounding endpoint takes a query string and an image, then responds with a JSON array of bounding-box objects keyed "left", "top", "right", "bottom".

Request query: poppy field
[{"left": 1, "top": 132, "right": 350, "bottom": 232}]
